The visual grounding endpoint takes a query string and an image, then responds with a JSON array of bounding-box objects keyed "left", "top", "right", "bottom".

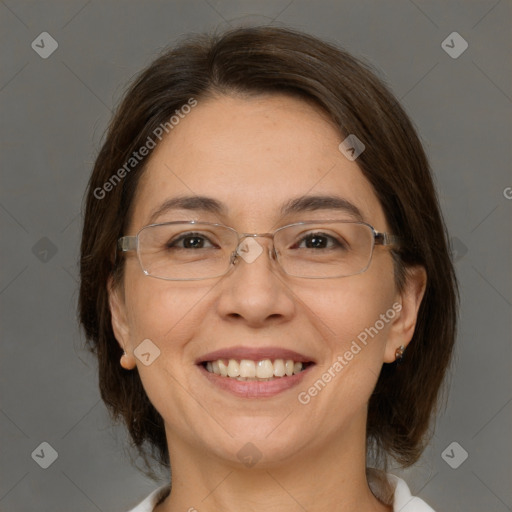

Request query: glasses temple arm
[
  {"left": 375, "top": 232, "right": 402, "bottom": 248},
  {"left": 118, "top": 236, "right": 138, "bottom": 252}
]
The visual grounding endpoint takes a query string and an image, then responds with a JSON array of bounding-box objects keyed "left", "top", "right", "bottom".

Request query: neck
[{"left": 154, "top": 415, "right": 392, "bottom": 512}]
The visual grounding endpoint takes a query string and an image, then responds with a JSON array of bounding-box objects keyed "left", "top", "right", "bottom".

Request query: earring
[
  {"left": 395, "top": 345, "right": 405, "bottom": 363},
  {"left": 120, "top": 350, "right": 134, "bottom": 370}
]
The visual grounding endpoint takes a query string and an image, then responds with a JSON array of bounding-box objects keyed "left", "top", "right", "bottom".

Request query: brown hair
[{"left": 79, "top": 26, "right": 458, "bottom": 478}]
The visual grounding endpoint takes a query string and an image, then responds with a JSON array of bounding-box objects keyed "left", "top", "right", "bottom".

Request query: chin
[{"left": 203, "top": 417, "right": 311, "bottom": 466}]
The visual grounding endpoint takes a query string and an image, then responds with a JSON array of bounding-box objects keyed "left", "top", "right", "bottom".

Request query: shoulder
[
  {"left": 125, "top": 484, "right": 170, "bottom": 512},
  {"left": 369, "top": 470, "right": 437, "bottom": 512}
]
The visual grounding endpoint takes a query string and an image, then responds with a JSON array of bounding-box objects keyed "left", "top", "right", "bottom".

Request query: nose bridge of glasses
[
  {"left": 234, "top": 232, "right": 277, "bottom": 262},
  {"left": 238, "top": 232, "right": 275, "bottom": 242}
]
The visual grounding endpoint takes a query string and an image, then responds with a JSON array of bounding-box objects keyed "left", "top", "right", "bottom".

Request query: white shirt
[{"left": 125, "top": 473, "right": 435, "bottom": 511}]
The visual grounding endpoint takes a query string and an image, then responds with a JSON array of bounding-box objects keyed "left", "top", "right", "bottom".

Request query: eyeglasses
[{"left": 117, "top": 220, "right": 401, "bottom": 281}]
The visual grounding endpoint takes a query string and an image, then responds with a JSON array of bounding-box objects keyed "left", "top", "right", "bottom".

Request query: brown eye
[
  {"left": 294, "top": 232, "right": 346, "bottom": 250},
  {"left": 167, "top": 232, "right": 215, "bottom": 249}
]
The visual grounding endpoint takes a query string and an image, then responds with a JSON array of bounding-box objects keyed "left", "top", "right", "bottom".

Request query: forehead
[{"left": 130, "top": 94, "right": 387, "bottom": 232}]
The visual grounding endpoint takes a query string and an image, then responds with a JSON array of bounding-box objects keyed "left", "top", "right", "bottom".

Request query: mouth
[
  {"left": 200, "top": 358, "right": 314, "bottom": 381},
  {"left": 195, "top": 346, "right": 315, "bottom": 398}
]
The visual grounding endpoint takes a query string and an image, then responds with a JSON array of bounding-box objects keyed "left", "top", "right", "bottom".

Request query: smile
[{"left": 203, "top": 358, "right": 313, "bottom": 381}]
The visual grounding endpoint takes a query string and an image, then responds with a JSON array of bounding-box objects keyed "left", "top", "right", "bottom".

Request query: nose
[{"left": 215, "top": 236, "right": 296, "bottom": 327}]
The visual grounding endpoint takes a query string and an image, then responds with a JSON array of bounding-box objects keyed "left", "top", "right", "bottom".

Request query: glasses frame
[{"left": 117, "top": 220, "right": 402, "bottom": 281}]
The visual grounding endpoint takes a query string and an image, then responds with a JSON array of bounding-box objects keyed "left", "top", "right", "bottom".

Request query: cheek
[
  {"left": 302, "top": 261, "right": 396, "bottom": 345},
  {"left": 122, "top": 265, "right": 206, "bottom": 346},
  {"left": 296, "top": 274, "right": 397, "bottom": 416}
]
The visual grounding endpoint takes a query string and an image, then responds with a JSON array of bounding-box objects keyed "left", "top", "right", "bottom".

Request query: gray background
[{"left": 1, "top": 1, "right": 511, "bottom": 511}]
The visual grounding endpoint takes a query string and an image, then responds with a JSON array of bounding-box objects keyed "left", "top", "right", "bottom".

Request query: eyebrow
[
  {"left": 147, "top": 194, "right": 364, "bottom": 224},
  {"left": 280, "top": 195, "right": 364, "bottom": 221}
]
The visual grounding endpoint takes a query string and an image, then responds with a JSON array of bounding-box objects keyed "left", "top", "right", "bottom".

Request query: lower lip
[{"left": 198, "top": 364, "right": 314, "bottom": 398}]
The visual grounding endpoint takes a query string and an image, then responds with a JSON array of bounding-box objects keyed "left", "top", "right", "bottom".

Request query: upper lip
[{"left": 196, "top": 346, "right": 316, "bottom": 364}]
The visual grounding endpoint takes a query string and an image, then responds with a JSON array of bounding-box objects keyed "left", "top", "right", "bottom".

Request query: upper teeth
[{"left": 205, "top": 359, "right": 304, "bottom": 379}]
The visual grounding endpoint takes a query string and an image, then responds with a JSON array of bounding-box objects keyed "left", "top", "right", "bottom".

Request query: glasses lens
[
  {"left": 137, "top": 223, "right": 236, "bottom": 280},
  {"left": 275, "top": 222, "right": 374, "bottom": 278}
]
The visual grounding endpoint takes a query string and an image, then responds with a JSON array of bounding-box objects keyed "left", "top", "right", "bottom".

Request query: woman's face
[{"left": 110, "top": 94, "right": 421, "bottom": 467}]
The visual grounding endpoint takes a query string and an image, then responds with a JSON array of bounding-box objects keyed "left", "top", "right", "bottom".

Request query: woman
[{"left": 79, "top": 26, "right": 458, "bottom": 512}]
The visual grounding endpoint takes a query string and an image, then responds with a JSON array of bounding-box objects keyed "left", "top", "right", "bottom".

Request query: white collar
[
  {"left": 127, "top": 472, "right": 436, "bottom": 511},
  {"left": 371, "top": 473, "right": 436, "bottom": 511}
]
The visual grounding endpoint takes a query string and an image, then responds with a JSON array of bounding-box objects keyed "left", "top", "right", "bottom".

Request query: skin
[{"left": 109, "top": 94, "right": 426, "bottom": 512}]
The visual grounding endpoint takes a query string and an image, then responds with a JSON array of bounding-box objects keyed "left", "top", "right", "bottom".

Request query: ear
[
  {"left": 108, "top": 276, "right": 131, "bottom": 352},
  {"left": 384, "top": 265, "right": 427, "bottom": 363}
]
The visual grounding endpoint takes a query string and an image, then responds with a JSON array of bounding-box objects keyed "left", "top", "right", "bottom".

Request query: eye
[
  {"left": 294, "top": 232, "right": 347, "bottom": 250},
  {"left": 166, "top": 232, "right": 217, "bottom": 249}
]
